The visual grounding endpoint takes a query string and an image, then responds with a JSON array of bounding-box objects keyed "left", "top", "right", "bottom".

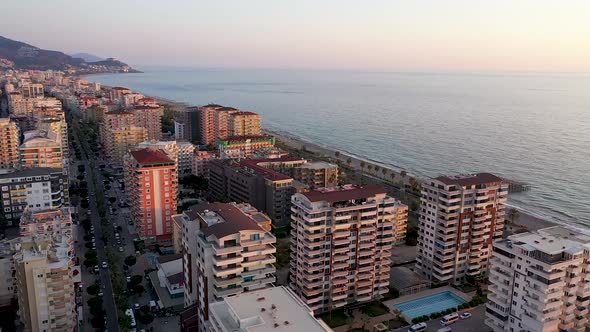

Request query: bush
[
  {"left": 137, "top": 311, "right": 154, "bottom": 324},
  {"left": 133, "top": 284, "right": 145, "bottom": 295},
  {"left": 88, "top": 296, "right": 103, "bottom": 309},
  {"left": 85, "top": 242, "right": 94, "bottom": 249}
]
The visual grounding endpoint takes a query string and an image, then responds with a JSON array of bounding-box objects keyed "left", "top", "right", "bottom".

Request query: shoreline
[{"left": 84, "top": 75, "right": 563, "bottom": 233}]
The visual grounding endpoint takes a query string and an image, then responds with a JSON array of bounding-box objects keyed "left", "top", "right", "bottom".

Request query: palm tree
[
  {"left": 346, "top": 158, "right": 352, "bottom": 167},
  {"left": 400, "top": 170, "right": 407, "bottom": 178},
  {"left": 374, "top": 165, "right": 380, "bottom": 174},
  {"left": 367, "top": 165, "right": 373, "bottom": 173},
  {"left": 381, "top": 168, "right": 387, "bottom": 177},
  {"left": 335, "top": 151, "right": 340, "bottom": 159},
  {"left": 360, "top": 161, "right": 366, "bottom": 170},
  {"left": 507, "top": 208, "right": 520, "bottom": 225},
  {"left": 390, "top": 172, "right": 396, "bottom": 182}
]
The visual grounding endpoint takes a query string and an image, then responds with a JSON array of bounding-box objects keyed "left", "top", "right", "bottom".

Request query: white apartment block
[
  {"left": 0, "top": 239, "right": 19, "bottom": 307},
  {"left": 207, "top": 286, "right": 333, "bottom": 332},
  {"left": 137, "top": 140, "right": 196, "bottom": 176},
  {"left": 14, "top": 237, "right": 76, "bottom": 332},
  {"left": 416, "top": 173, "right": 508, "bottom": 285},
  {"left": 486, "top": 226, "right": 590, "bottom": 332},
  {"left": 181, "top": 202, "right": 277, "bottom": 332},
  {"left": 289, "top": 184, "right": 407, "bottom": 313}
]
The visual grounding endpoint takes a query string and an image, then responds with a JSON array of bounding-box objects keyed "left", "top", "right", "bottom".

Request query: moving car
[
  {"left": 94, "top": 265, "right": 99, "bottom": 273},
  {"left": 119, "top": 246, "right": 124, "bottom": 252},
  {"left": 102, "top": 261, "right": 108, "bottom": 269},
  {"left": 460, "top": 312, "right": 472, "bottom": 319}
]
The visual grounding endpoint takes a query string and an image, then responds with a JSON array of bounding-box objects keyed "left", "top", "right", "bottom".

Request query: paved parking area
[{"left": 392, "top": 306, "right": 489, "bottom": 332}]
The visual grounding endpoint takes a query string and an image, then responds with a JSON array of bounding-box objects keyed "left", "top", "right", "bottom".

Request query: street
[{"left": 72, "top": 117, "right": 120, "bottom": 332}]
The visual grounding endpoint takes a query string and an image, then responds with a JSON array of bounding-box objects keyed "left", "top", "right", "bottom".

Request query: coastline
[{"left": 84, "top": 75, "right": 561, "bottom": 233}]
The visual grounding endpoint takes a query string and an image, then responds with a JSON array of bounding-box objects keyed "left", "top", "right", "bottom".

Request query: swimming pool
[{"left": 392, "top": 291, "right": 466, "bottom": 319}]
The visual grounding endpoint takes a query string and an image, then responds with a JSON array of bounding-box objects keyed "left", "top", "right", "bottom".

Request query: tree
[
  {"left": 90, "top": 317, "right": 105, "bottom": 329},
  {"left": 124, "top": 255, "right": 137, "bottom": 267},
  {"left": 137, "top": 310, "right": 154, "bottom": 324},
  {"left": 360, "top": 161, "right": 366, "bottom": 170},
  {"left": 118, "top": 314, "right": 133, "bottom": 330},
  {"left": 133, "top": 284, "right": 145, "bottom": 295},
  {"left": 346, "top": 158, "right": 352, "bottom": 167},
  {"left": 334, "top": 151, "right": 340, "bottom": 158},
  {"left": 390, "top": 172, "right": 396, "bottom": 181},
  {"left": 83, "top": 257, "right": 97, "bottom": 268},
  {"left": 367, "top": 165, "right": 373, "bottom": 172},
  {"left": 507, "top": 208, "right": 520, "bottom": 225},
  {"left": 108, "top": 197, "right": 117, "bottom": 204},
  {"left": 374, "top": 165, "right": 380, "bottom": 174},
  {"left": 381, "top": 168, "right": 387, "bottom": 176},
  {"left": 130, "top": 275, "right": 143, "bottom": 285},
  {"left": 87, "top": 284, "right": 100, "bottom": 296},
  {"left": 400, "top": 170, "right": 407, "bottom": 178}
]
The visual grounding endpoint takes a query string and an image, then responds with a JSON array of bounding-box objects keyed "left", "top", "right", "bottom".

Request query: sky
[{"left": 2, "top": 0, "right": 590, "bottom": 72}]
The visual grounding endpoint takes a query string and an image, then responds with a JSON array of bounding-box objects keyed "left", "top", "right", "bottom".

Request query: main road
[{"left": 72, "top": 115, "right": 120, "bottom": 332}]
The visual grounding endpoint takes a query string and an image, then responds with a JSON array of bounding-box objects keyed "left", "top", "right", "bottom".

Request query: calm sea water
[{"left": 89, "top": 68, "right": 590, "bottom": 227}]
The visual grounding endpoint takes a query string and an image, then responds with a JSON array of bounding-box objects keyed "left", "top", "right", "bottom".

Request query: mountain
[
  {"left": 0, "top": 35, "right": 140, "bottom": 73},
  {"left": 70, "top": 52, "right": 104, "bottom": 62}
]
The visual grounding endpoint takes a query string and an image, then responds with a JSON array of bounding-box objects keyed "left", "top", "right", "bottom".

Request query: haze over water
[{"left": 90, "top": 68, "right": 590, "bottom": 227}]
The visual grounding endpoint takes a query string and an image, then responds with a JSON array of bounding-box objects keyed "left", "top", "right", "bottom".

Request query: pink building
[{"left": 125, "top": 148, "right": 178, "bottom": 244}]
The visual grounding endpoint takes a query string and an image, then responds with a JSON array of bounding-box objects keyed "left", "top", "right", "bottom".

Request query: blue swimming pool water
[{"left": 392, "top": 291, "right": 466, "bottom": 319}]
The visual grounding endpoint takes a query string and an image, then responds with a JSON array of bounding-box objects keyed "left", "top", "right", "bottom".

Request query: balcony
[
  {"left": 242, "top": 266, "right": 275, "bottom": 278},
  {"left": 213, "top": 285, "right": 243, "bottom": 298},
  {"left": 211, "top": 243, "right": 243, "bottom": 255},
  {"left": 213, "top": 254, "right": 243, "bottom": 267},
  {"left": 212, "top": 275, "right": 241, "bottom": 287},
  {"left": 212, "top": 265, "right": 243, "bottom": 277},
  {"left": 242, "top": 275, "right": 276, "bottom": 288}
]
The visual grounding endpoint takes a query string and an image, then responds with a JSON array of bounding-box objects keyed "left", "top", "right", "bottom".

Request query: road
[{"left": 72, "top": 117, "right": 120, "bottom": 332}]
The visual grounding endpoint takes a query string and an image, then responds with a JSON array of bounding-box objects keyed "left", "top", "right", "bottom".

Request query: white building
[
  {"left": 416, "top": 173, "right": 508, "bottom": 285},
  {"left": 137, "top": 140, "right": 196, "bottom": 176},
  {"left": 181, "top": 202, "right": 277, "bottom": 331},
  {"left": 486, "top": 226, "right": 590, "bottom": 332},
  {"left": 207, "top": 286, "right": 333, "bottom": 332}
]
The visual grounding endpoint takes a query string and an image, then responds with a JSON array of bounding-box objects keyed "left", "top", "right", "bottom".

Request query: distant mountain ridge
[
  {"left": 70, "top": 52, "right": 104, "bottom": 62},
  {"left": 0, "top": 35, "right": 140, "bottom": 73}
]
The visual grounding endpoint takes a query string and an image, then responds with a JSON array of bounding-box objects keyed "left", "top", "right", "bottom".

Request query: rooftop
[
  {"left": 208, "top": 286, "right": 332, "bottom": 332},
  {"left": 434, "top": 173, "right": 503, "bottom": 186},
  {"left": 301, "top": 184, "right": 386, "bottom": 203},
  {"left": 297, "top": 161, "right": 338, "bottom": 170},
  {"left": 0, "top": 167, "right": 62, "bottom": 179},
  {"left": 239, "top": 159, "right": 293, "bottom": 181},
  {"left": 166, "top": 271, "right": 184, "bottom": 285},
  {"left": 220, "top": 135, "right": 275, "bottom": 143},
  {"left": 505, "top": 226, "right": 590, "bottom": 255},
  {"left": 156, "top": 254, "right": 183, "bottom": 265},
  {"left": 186, "top": 202, "right": 265, "bottom": 239},
  {"left": 231, "top": 111, "right": 259, "bottom": 116},
  {"left": 129, "top": 148, "right": 174, "bottom": 165}
]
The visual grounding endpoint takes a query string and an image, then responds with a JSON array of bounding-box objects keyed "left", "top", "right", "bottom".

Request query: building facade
[
  {"left": 131, "top": 105, "right": 163, "bottom": 141},
  {"left": 228, "top": 111, "right": 262, "bottom": 137},
  {"left": 181, "top": 202, "right": 277, "bottom": 331},
  {"left": 217, "top": 135, "right": 276, "bottom": 159},
  {"left": 289, "top": 185, "right": 408, "bottom": 313},
  {"left": 0, "top": 118, "right": 20, "bottom": 169},
  {"left": 19, "top": 130, "right": 64, "bottom": 170},
  {"left": 486, "top": 227, "right": 590, "bottom": 332},
  {"left": 416, "top": 173, "right": 508, "bottom": 285},
  {"left": 125, "top": 148, "right": 178, "bottom": 243},
  {"left": 0, "top": 168, "right": 68, "bottom": 225},
  {"left": 138, "top": 140, "right": 196, "bottom": 177}
]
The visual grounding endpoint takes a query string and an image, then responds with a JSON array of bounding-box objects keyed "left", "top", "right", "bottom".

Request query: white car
[
  {"left": 101, "top": 261, "right": 108, "bottom": 269},
  {"left": 126, "top": 276, "right": 131, "bottom": 283},
  {"left": 133, "top": 303, "right": 140, "bottom": 310},
  {"left": 118, "top": 246, "right": 124, "bottom": 252},
  {"left": 460, "top": 312, "right": 472, "bottom": 319},
  {"left": 94, "top": 265, "right": 99, "bottom": 273}
]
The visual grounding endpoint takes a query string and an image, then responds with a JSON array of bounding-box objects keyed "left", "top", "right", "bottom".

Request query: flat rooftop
[
  {"left": 506, "top": 226, "right": 590, "bottom": 255},
  {"left": 301, "top": 184, "right": 386, "bottom": 203},
  {"left": 434, "top": 173, "right": 502, "bottom": 186},
  {"left": 297, "top": 161, "right": 337, "bottom": 170},
  {"left": 208, "top": 286, "right": 332, "bottom": 332},
  {"left": 129, "top": 148, "right": 174, "bottom": 165},
  {"left": 186, "top": 202, "right": 265, "bottom": 239}
]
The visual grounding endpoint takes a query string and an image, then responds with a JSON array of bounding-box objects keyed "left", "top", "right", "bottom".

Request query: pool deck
[{"left": 384, "top": 286, "right": 472, "bottom": 321}]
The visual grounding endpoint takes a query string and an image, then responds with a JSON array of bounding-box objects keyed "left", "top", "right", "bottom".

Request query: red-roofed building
[
  {"left": 196, "top": 104, "right": 262, "bottom": 145},
  {"left": 109, "top": 86, "right": 132, "bottom": 102},
  {"left": 125, "top": 148, "right": 178, "bottom": 244}
]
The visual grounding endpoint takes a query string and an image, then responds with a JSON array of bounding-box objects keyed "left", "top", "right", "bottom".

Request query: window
[{"left": 250, "top": 234, "right": 260, "bottom": 241}]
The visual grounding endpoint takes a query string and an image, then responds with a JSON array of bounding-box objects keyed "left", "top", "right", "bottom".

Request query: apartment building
[
  {"left": 192, "top": 150, "right": 215, "bottom": 178},
  {"left": 131, "top": 105, "right": 163, "bottom": 141},
  {"left": 20, "top": 83, "right": 44, "bottom": 98},
  {"left": 19, "top": 130, "right": 64, "bottom": 170},
  {"left": 14, "top": 237, "right": 76, "bottom": 332},
  {"left": 7, "top": 92, "right": 34, "bottom": 116},
  {"left": 0, "top": 118, "right": 20, "bottom": 169},
  {"left": 198, "top": 104, "right": 223, "bottom": 145},
  {"left": 108, "top": 126, "right": 148, "bottom": 167},
  {"left": 181, "top": 202, "right": 276, "bottom": 331},
  {"left": 416, "top": 173, "right": 508, "bottom": 285},
  {"left": 138, "top": 140, "right": 196, "bottom": 176},
  {"left": 0, "top": 239, "right": 19, "bottom": 307},
  {"left": 174, "top": 107, "right": 200, "bottom": 142},
  {"left": 109, "top": 86, "right": 132, "bottom": 103},
  {"left": 228, "top": 111, "right": 262, "bottom": 137},
  {"left": 0, "top": 168, "right": 68, "bottom": 224},
  {"left": 208, "top": 159, "right": 298, "bottom": 226},
  {"left": 486, "top": 226, "right": 590, "bottom": 332},
  {"left": 217, "top": 135, "right": 276, "bottom": 159},
  {"left": 37, "top": 117, "right": 68, "bottom": 159},
  {"left": 125, "top": 148, "right": 178, "bottom": 244},
  {"left": 207, "top": 286, "right": 333, "bottom": 332},
  {"left": 289, "top": 184, "right": 408, "bottom": 313},
  {"left": 292, "top": 161, "right": 339, "bottom": 189}
]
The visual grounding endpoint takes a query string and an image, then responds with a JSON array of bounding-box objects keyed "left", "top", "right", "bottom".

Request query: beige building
[
  {"left": 289, "top": 184, "right": 408, "bottom": 313},
  {"left": 181, "top": 202, "right": 277, "bottom": 331},
  {"left": 416, "top": 173, "right": 508, "bottom": 285},
  {"left": 0, "top": 118, "right": 20, "bottom": 169},
  {"left": 131, "top": 105, "right": 163, "bottom": 141},
  {"left": 109, "top": 126, "right": 148, "bottom": 167},
  {"left": 229, "top": 111, "right": 262, "bottom": 137},
  {"left": 292, "top": 161, "right": 339, "bottom": 189},
  {"left": 486, "top": 226, "right": 590, "bottom": 332},
  {"left": 138, "top": 140, "right": 196, "bottom": 176},
  {"left": 19, "top": 130, "right": 64, "bottom": 170}
]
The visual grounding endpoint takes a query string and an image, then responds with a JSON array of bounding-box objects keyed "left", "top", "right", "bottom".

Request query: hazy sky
[{"left": 3, "top": 0, "right": 590, "bottom": 71}]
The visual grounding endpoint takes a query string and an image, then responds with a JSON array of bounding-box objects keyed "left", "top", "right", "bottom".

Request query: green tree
[
  {"left": 124, "top": 255, "right": 137, "bottom": 267},
  {"left": 346, "top": 158, "right": 352, "bottom": 167},
  {"left": 334, "top": 151, "right": 340, "bottom": 158},
  {"left": 130, "top": 275, "right": 143, "bottom": 285},
  {"left": 360, "top": 161, "right": 366, "bottom": 170},
  {"left": 118, "top": 314, "right": 133, "bottom": 330},
  {"left": 507, "top": 208, "right": 520, "bottom": 224},
  {"left": 133, "top": 284, "right": 145, "bottom": 295},
  {"left": 400, "top": 170, "right": 407, "bottom": 178}
]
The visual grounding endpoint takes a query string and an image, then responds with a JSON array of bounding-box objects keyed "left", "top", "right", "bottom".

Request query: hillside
[
  {"left": 0, "top": 35, "right": 140, "bottom": 73},
  {"left": 71, "top": 52, "right": 104, "bottom": 62}
]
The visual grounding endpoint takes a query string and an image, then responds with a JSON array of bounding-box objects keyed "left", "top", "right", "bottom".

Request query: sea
[{"left": 88, "top": 68, "right": 590, "bottom": 228}]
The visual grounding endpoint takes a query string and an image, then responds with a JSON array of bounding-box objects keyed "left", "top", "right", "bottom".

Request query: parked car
[
  {"left": 119, "top": 246, "right": 124, "bottom": 252},
  {"left": 94, "top": 265, "right": 99, "bottom": 273},
  {"left": 408, "top": 322, "right": 427, "bottom": 332},
  {"left": 133, "top": 303, "right": 140, "bottom": 311},
  {"left": 102, "top": 261, "right": 108, "bottom": 269}
]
